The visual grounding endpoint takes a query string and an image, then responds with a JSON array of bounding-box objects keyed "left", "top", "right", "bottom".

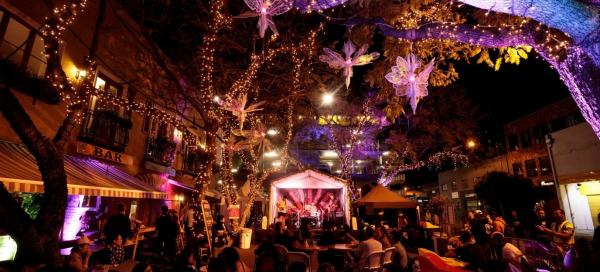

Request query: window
[
  {"left": 539, "top": 156, "right": 551, "bottom": 176},
  {"left": 442, "top": 184, "right": 448, "bottom": 191},
  {"left": 565, "top": 113, "right": 584, "bottom": 127},
  {"left": 533, "top": 123, "right": 549, "bottom": 145},
  {"left": 512, "top": 162, "right": 523, "bottom": 176},
  {"left": 525, "top": 159, "right": 538, "bottom": 177},
  {"left": 0, "top": 12, "right": 47, "bottom": 77},
  {"left": 91, "top": 74, "right": 123, "bottom": 115},
  {"left": 508, "top": 134, "right": 519, "bottom": 151},
  {"left": 520, "top": 130, "right": 532, "bottom": 148},
  {"left": 551, "top": 118, "right": 567, "bottom": 132}
]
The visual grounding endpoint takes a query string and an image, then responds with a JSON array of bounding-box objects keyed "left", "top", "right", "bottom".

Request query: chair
[
  {"left": 273, "top": 243, "right": 288, "bottom": 259},
  {"left": 382, "top": 247, "right": 395, "bottom": 266},
  {"left": 286, "top": 251, "right": 311, "bottom": 272},
  {"left": 362, "top": 250, "right": 384, "bottom": 272}
]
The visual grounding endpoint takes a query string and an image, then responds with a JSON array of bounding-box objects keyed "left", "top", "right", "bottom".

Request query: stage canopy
[
  {"left": 268, "top": 169, "right": 351, "bottom": 224},
  {"left": 355, "top": 184, "right": 417, "bottom": 209}
]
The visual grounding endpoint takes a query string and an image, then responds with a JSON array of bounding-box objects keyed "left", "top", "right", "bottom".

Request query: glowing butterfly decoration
[
  {"left": 385, "top": 54, "right": 435, "bottom": 113},
  {"left": 237, "top": 0, "right": 292, "bottom": 38},
  {"left": 319, "top": 40, "right": 380, "bottom": 89},
  {"left": 221, "top": 94, "right": 265, "bottom": 130}
]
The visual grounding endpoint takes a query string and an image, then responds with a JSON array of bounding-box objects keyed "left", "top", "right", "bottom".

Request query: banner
[{"left": 227, "top": 204, "right": 240, "bottom": 219}]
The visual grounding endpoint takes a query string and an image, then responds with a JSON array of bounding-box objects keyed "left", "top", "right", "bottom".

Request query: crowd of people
[
  {"left": 14, "top": 200, "right": 600, "bottom": 272},
  {"left": 446, "top": 208, "right": 600, "bottom": 271}
]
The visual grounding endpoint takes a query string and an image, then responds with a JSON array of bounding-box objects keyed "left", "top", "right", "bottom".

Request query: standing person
[
  {"left": 456, "top": 231, "right": 489, "bottom": 271},
  {"left": 64, "top": 236, "right": 92, "bottom": 272},
  {"left": 591, "top": 212, "right": 600, "bottom": 252},
  {"left": 464, "top": 211, "right": 475, "bottom": 231},
  {"left": 276, "top": 196, "right": 289, "bottom": 223},
  {"left": 507, "top": 210, "right": 525, "bottom": 238},
  {"left": 156, "top": 205, "right": 178, "bottom": 258},
  {"left": 492, "top": 213, "right": 506, "bottom": 234},
  {"left": 212, "top": 215, "right": 229, "bottom": 249},
  {"left": 540, "top": 209, "right": 575, "bottom": 249},
  {"left": 470, "top": 211, "right": 490, "bottom": 244},
  {"left": 531, "top": 209, "right": 550, "bottom": 243},
  {"left": 356, "top": 226, "right": 383, "bottom": 270},
  {"left": 397, "top": 212, "right": 409, "bottom": 230},
  {"left": 103, "top": 203, "right": 132, "bottom": 242}
]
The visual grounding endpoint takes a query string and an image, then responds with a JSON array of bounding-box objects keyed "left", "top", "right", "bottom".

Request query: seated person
[
  {"left": 375, "top": 226, "right": 392, "bottom": 249},
  {"left": 273, "top": 222, "right": 291, "bottom": 249},
  {"left": 456, "top": 231, "right": 488, "bottom": 271},
  {"left": 64, "top": 236, "right": 92, "bottom": 272},
  {"left": 106, "top": 234, "right": 125, "bottom": 265},
  {"left": 390, "top": 231, "right": 409, "bottom": 271},
  {"left": 356, "top": 226, "right": 383, "bottom": 269}
]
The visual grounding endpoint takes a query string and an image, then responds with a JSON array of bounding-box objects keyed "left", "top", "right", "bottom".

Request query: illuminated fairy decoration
[
  {"left": 237, "top": 0, "right": 293, "bottom": 38},
  {"left": 221, "top": 94, "right": 265, "bottom": 130},
  {"left": 236, "top": 121, "right": 273, "bottom": 154},
  {"left": 385, "top": 53, "right": 435, "bottom": 114},
  {"left": 319, "top": 40, "right": 380, "bottom": 89}
]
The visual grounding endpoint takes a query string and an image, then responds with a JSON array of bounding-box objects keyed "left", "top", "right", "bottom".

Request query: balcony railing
[
  {"left": 79, "top": 111, "right": 131, "bottom": 152},
  {"left": 145, "top": 136, "right": 176, "bottom": 166}
]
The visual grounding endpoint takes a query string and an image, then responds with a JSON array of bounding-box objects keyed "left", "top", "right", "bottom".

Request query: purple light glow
[{"left": 62, "top": 195, "right": 91, "bottom": 241}]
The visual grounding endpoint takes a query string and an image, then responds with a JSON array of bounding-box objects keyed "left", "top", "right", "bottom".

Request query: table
[{"left": 331, "top": 243, "right": 357, "bottom": 252}]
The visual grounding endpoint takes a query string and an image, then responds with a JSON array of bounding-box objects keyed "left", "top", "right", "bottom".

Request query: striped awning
[{"left": 0, "top": 141, "right": 166, "bottom": 199}]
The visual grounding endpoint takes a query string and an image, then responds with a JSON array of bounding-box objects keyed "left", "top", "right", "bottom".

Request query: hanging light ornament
[
  {"left": 221, "top": 94, "right": 265, "bottom": 130},
  {"left": 385, "top": 54, "right": 435, "bottom": 113},
  {"left": 319, "top": 40, "right": 380, "bottom": 89},
  {"left": 237, "top": 0, "right": 292, "bottom": 38}
]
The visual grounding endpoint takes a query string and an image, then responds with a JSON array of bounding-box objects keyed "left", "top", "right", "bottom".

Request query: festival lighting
[
  {"left": 264, "top": 150, "right": 279, "bottom": 158},
  {"left": 321, "top": 150, "right": 338, "bottom": 158},
  {"left": 322, "top": 92, "right": 335, "bottom": 105},
  {"left": 467, "top": 139, "right": 477, "bottom": 149}
]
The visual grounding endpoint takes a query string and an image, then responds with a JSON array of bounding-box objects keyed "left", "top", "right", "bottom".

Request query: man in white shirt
[{"left": 356, "top": 226, "right": 383, "bottom": 270}]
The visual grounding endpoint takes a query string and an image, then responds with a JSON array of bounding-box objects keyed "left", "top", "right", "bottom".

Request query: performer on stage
[{"left": 276, "top": 196, "right": 289, "bottom": 223}]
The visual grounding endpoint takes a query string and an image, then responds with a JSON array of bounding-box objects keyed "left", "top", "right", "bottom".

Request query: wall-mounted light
[{"left": 74, "top": 68, "right": 87, "bottom": 80}]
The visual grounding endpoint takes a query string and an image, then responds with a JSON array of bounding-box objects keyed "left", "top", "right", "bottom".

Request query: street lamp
[
  {"left": 322, "top": 92, "right": 334, "bottom": 105},
  {"left": 267, "top": 128, "right": 278, "bottom": 136},
  {"left": 467, "top": 139, "right": 477, "bottom": 149}
]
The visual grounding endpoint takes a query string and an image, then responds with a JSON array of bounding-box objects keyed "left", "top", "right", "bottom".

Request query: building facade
[
  {"left": 550, "top": 123, "right": 600, "bottom": 237},
  {"left": 504, "top": 98, "right": 584, "bottom": 186},
  {"left": 438, "top": 156, "right": 509, "bottom": 233},
  {"left": 0, "top": 0, "right": 217, "bottom": 257}
]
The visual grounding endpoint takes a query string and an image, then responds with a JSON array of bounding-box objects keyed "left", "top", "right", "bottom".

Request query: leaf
[
  {"left": 469, "top": 47, "right": 482, "bottom": 57},
  {"left": 494, "top": 57, "right": 502, "bottom": 71},
  {"left": 517, "top": 49, "right": 528, "bottom": 59}
]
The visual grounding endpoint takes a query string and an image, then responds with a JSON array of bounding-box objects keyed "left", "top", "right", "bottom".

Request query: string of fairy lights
[{"left": 378, "top": 150, "right": 469, "bottom": 186}]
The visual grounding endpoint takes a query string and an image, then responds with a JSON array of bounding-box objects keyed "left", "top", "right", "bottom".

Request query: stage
[{"left": 268, "top": 170, "right": 351, "bottom": 226}]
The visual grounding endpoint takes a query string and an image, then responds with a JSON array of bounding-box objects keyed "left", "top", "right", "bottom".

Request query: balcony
[
  {"left": 182, "top": 148, "right": 211, "bottom": 174},
  {"left": 145, "top": 136, "right": 177, "bottom": 167},
  {"left": 79, "top": 111, "right": 132, "bottom": 152}
]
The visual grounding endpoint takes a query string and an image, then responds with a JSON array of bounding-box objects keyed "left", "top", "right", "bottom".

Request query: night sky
[{"left": 456, "top": 54, "right": 571, "bottom": 124}]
